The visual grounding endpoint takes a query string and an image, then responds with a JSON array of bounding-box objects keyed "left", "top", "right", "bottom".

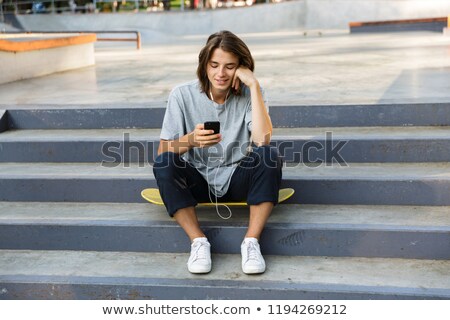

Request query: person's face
[{"left": 207, "top": 48, "right": 239, "bottom": 95}]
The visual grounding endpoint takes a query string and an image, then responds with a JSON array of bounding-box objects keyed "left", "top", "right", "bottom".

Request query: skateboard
[{"left": 141, "top": 188, "right": 295, "bottom": 206}]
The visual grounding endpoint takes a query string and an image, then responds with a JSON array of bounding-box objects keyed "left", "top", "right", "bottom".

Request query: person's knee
[
  {"left": 253, "top": 145, "right": 282, "bottom": 169},
  {"left": 153, "top": 152, "right": 182, "bottom": 179},
  {"left": 154, "top": 151, "right": 177, "bottom": 167}
]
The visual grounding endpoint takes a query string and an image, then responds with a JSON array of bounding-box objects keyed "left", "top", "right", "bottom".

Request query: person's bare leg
[
  {"left": 245, "top": 202, "right": 274, "bottom": 239},
  {"left": 174, "top": 206, "right": 211, "bottom": 273},
  {"left": 241, "top": 202, "right": 273, "bottom": 274},
  {"left": 173, "top": 206, "right": 205, "bottom": 242}
]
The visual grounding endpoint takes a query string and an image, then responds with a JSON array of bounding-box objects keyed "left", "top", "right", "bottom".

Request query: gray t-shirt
[{"left": 160, "top": 79, "right": 269, "bottom": 197}]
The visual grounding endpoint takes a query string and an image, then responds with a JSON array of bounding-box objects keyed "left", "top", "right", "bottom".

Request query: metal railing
[{"left": 3, "top": 30, "right": 141, "bottom": 49}]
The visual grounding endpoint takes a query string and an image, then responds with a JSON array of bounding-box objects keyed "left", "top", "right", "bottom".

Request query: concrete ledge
[
  {"left": 0, "top": 34, "right": 96, "bottom": 52},
  {"left": 350, "top": 17, "right": 448, "bottom": 33},
  {"left": 350, "top": 17, "right": 447, "bottom": 27},
  {"left": 0, "top": 34, "right": 96, "bottom": 85}
]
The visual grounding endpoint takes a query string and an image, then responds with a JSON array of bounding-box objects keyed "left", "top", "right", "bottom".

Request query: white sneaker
[
  {"left": 187, "top": 237, "right": 212, "bottom": 274},
  {"left": 241, "top": 237, "right": 266, "bottom": 274}
]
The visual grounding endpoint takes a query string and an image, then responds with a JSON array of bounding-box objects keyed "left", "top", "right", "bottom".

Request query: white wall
[
  {"left": 13, "top": 0, "right": 450, "bottom": 35},
  {"left": 15, "top": 1, "right": 307, "bottom": 36}
]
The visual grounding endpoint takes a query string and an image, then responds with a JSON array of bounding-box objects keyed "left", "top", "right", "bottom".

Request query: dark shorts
[{"left": 153, "top": 145, "right": 283, "bottom": 217}]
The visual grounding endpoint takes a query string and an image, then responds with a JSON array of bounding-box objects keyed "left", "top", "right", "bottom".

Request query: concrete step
[
  {"left": 0, "top": 250, "right": 449, "bottom": 299},
  {"left": 1, "top": 202, "right": 448, "bottom": 259},
  {"left": 3, "top": 102, "right": 450, "bottom": 129},
  {"left": 1, "top": 162, "right": 450, "bottom": 205},
  {"left": 349, "top": 17, "right": 448, "bottom": 34},
  {"left": 2, "top": 126, "right": 450, "bottom": 163}
]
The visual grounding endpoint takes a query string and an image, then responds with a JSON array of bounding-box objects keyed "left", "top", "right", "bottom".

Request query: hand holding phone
[
  {"left": 204, "top": 121, "right": 220, "bottom": 134},
  {"left": 190, "top": 122, "right": 221, "bottom": 148}
]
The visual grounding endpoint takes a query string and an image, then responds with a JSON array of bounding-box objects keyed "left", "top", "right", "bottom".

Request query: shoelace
[
  {"left": 245, "top": 241, "right": 260, "bottom": 262},
  {"left": 192, "top": 242, "right": 209, "bottom": 261}
]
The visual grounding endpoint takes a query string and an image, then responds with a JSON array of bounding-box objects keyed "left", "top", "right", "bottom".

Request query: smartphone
[{"left": 204, "top": 121, "right": 220, "bottom": 134}]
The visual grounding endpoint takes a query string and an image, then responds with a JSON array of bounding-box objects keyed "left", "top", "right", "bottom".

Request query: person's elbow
[
  {"left": 253, "top": 139, "right": 271, "bottom": 147},
  {"left": 157, "top": 140, "right": 169, "bottom": 156},
  {"left": 252, "top": 130, "right": 272, "bottom": 147}
]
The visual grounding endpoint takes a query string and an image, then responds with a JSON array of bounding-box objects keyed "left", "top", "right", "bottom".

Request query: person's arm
[
  {"left": 232, "top": 67, "right": 273, "bottom": 146},
  {"left": 157, "top": 133, "right": 193, "bottom": 156},
  {"left": 159, "top": 88, "right": 222, "bottom": 156},
  {"left": 157, "top": 124, "right": 221, "bottom": 156}
]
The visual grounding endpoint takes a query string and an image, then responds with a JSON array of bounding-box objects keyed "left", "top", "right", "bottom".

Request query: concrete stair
[
  {"left": 1, "top": 202, "right": 449, "bottom": 260},
  {"left": 1, "top": 250, "right": 449, "bottom": 299},
  {"left": 2, "top": 126, "right": 450, "bottom": 163},
  {"left": 1, "top": 162, "right": 450, "bottom": 205},
  {"left": 0, "top": 103, "right": 449, "bottom": 299}
]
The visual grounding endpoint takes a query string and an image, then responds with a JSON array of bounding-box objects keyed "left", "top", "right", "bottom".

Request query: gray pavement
[{"left": 1, "top": 30, "right": 450, "bottom": 107}]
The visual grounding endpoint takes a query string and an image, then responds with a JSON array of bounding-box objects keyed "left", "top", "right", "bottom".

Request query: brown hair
[{"left": 197, "top": 30, "right": 254, "bottom": 96}]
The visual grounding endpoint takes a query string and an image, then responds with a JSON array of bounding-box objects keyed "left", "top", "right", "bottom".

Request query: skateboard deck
[{"left": 141, "top": 188, "right": 295, "bottom": 206}]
